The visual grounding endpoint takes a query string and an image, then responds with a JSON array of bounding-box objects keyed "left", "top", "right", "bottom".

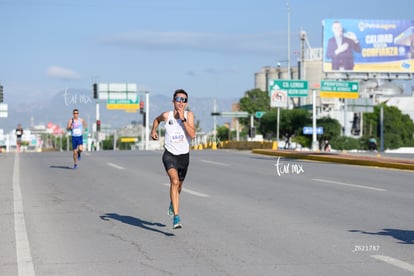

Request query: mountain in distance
[{"left": 1, "top": 88, "right": 240, "bottom": 134}]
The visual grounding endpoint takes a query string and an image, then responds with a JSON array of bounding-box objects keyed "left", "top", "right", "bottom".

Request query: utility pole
[
  {"left": 213, "top": 99, "right": 217, "bottom": 143},
  {"left": 145, "top": 91, "right": 150, "bottom": 150},
  {"left": 380, "top": 105, "right": 384, "bottom": 152},
  {"left": 287, "top": 0, "right": 291, "bottom": 80}
]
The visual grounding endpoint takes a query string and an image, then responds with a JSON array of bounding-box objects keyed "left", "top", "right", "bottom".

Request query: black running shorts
[{"left": 162, "top": 150, "right": 190, "bottom": 181}]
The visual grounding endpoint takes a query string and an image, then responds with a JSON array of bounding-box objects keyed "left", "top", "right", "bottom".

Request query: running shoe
[
  {"left": 78, "top": 152, "right": 81, "bottom": 161},
  {"left": 73, "top": 164, "right": 78, "bottom": 169},
  {"left": 173, "top": 215, "right": 182, "bottom": 229},
  {"left": 168, "top": 202, "right": 174, "bottom": 218}
]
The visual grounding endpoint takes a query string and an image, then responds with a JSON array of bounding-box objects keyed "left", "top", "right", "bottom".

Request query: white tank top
[
  {"left": 164, "top": 111, "right": 190, "bottom": 155},
  {"left": 72, "top": 119, "right": 83, "bottom": 137}
]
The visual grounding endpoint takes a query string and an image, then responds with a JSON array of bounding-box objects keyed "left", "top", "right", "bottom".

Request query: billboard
[{"left": 323, "top": 19, "right": 414, "bottom": 73}]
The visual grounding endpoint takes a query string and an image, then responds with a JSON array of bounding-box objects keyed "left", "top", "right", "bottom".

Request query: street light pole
[
  {"left": 96, "top": 101, "right": 100, "bottom": 151},
  {"left": 145, "top": 91, "right": 150, "bottom": 150},
  {"left": 287, "top": 0, "right": 291, "bottom": 80}
]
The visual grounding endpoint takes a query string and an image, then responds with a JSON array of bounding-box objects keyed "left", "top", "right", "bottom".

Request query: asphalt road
[{"left": 1, "top": 150, "right": 414, "bottom": 276}]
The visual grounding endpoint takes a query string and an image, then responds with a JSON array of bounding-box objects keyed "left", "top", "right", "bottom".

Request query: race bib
[
  {"left": 170, "top": 131, "right": 185, "bottom": 143},
  {"left": 73, "top": 128, "right": 82, "bottom": 136}
]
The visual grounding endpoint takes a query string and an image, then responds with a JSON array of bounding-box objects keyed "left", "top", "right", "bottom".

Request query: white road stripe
[
  {"left": 107, "top": 162, "right": 125, "bottom": 170},
  {"left": 312, "top": 178, "right": 387, "bottom": 192},
  {"left": 163, "top": 184, "right": 209, "bottom": 197},
  {"left": 13, "top": 153, "right": 36, "bottom": 276},
  {"left": 371, "top": 255, "right": 414, "bottom": 273},
  {"left": 200, "top": 159, "right": 230, "bottom": 167}
]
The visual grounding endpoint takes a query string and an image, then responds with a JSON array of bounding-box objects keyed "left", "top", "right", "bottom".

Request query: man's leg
[
  {"left": 78, "top": 144, "right": 83, "bottom": 160},
  {"left": 167, "top": 168, "right": 181, "bottom": 216},
  {"left": 71, "top": 138, "right": 78, "bottom": 168},
  {"left": 73, "top": 149, "right": 77, "bottom": 164},
  {"left": 168, "top": 178, "right": 182, "bottom": 217}
]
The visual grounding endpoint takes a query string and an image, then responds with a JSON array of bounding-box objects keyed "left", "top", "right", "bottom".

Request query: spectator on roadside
[
  {"left": 368, "top": 136, "right": 377, "bottom": 151},
  {"left": 324, "top": 140, "right": 331, "bottom": 152}
]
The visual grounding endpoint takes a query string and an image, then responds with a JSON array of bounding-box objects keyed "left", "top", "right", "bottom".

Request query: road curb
[{"left": 252, "top": 149, "right": 414, "bottom": 171}]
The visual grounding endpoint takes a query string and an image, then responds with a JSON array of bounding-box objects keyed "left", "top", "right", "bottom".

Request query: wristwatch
[{"left": 181, "top": 118, "right": 187, "bottom": 123}]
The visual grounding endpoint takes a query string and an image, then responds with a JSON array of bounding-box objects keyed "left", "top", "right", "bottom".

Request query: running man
[
  {"left": 151, "top": 89, "right": 196, "bottom": 229},
  {"left": 66, "top": 109, "right": 87, "bottom": 169},
  {"left": 15, "top": 123, "right": 24, "bottom": 152}
]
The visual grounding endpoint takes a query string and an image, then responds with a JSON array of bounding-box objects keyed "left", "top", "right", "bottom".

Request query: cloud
[
  {"left": 47, "top": 66, "right": 80, "bottom": 80},
  {"left": 186, "top": 71, "right": 196, "bottom": 77},
  {"left": 99, "top": 31, "right": 283, "bottom": 55}
]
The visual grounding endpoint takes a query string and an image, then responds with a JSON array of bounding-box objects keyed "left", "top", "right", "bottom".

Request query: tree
[
  {"left": 216, "top": 125, "right": 230, "bottom": 141},
  {"left": 238, "top": 88, "right": 270, "bottom": 131},
  {"left": 363, "top": 104, "right": 414, "bottom": 149},
  {"left": 258, "top": 108, "right": 311, "bottom": 142},
  {"left": 317, "top": 117, "right": 342, "bottom": 147}
]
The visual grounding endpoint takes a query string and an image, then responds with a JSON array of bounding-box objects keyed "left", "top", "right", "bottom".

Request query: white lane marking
[
  {"left": 163, "top": 184, "right": 209, "bottom": 198},
  {"left": 371, "top": 255, "right": 414, "bottom": 273},
  {"left": 200, "top": 159, "right": 230, "bottom": 167},
  {"left": 312, "top": 178, "right": 387, "bottom": 192},
  {"left": 13, "top": 153, "right": 36, "bottom": 276},
  {"left": 107, "top": 162, "right": 125, "bottom": 170}
]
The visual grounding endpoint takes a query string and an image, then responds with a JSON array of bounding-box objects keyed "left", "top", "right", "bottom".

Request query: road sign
[
  {"left": 303, "top": 126, "right": 323, "bottom": 135},
  {"left": 347, "top": 98, "right": 374, "bottom": 113},
  {"left": 107, "top": 98, "right": 140, "bottom": 110},
  {"left": 0, "top": 103, "right": 8, "bottom": 118},
  {"left": 268, "top": 83, "right": 288, "bottom": 108},
  {"left": 220, "top": 112, "right": 249, "bottom": 118},
  {"left": 98, "top": 83, "right": 137, "bottom": 100},
  {"left": 120, "top": 137, "right": 137, "bottom": 143},
  {"left": 270, "top": 80, "right": 309, "bottom": 97},
  {"left": 255, "top": 111, "right": 266, "bottom": 118},
  {"left": 320, "top": 81, "right": 359, "bottom": 99}
]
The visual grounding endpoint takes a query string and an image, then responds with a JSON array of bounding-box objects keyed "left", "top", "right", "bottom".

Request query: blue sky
[{"left": 1, "top": 0, "right": 413, "bottom": 104}]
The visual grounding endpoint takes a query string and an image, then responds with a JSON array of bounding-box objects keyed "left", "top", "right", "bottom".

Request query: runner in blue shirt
[{"left": 66, "top": 109, "right": 87, "bottom": 169}]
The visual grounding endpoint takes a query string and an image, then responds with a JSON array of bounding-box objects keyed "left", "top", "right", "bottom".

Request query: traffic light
[
  {"left": 351, "top": 112, "right": 361, "bottom": 136},
  {"left": 248, "top": 127, "right": 256, "bottom": 138},
  {"left": 140, "top": 100, "right": 144, "bottom": 114},
  {"left": 0, "top": 85, "right": 3, "bottom": 103},
  {"left": 96, "top": 120, "right": 101, "bottom": 131},
  {"left": 93, "top": 83, "right": 98, "bottom": 99}
]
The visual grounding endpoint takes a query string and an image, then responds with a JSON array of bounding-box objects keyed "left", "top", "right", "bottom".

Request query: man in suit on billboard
[{"left": 326, "top": 21, "right": 361, "bottom": 71}]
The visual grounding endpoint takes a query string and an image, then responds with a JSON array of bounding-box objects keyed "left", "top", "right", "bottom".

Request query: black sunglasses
[{"left": 174, "top": 96, "right": 188, "bottom": 103}]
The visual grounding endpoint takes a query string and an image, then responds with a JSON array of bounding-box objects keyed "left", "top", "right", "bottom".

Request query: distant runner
[
  {"left": 66, "top": 108, "right": 87, "bottom": 169},
  {"left": 15, "top": 123, "right": 24, "bottom": 152}
]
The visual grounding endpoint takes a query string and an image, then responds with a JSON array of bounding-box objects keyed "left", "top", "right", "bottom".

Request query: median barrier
[{"left": 251, "top": 149, "right": 414, "bottom": 171}]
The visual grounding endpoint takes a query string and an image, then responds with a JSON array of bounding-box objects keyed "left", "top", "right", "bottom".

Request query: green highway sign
[
  {"left": 211, "top": 112, "right": 249, "bottom": 118},
  {"left": 107, "top": 98, "right": 139, "bottom": 110},
  {"left": 255, "top": 111, "right": 266, "bottom": 118},
  {"left": 107, "top": 99, "right": 138, "bottom": 104},
  {"left": 320, "top": 80, "right": 359, "bottom": 99},
  {"left": 220, "top": 112, "right": 249, "bottom": 118},
  {"left": 270, "top": 80, "right": 309, "bottom": 97}
]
